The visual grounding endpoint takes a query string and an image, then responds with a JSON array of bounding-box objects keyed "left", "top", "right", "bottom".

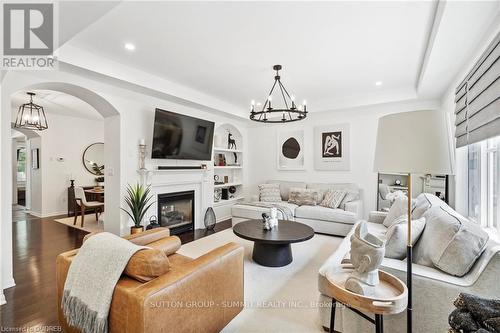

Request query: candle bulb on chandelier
[
  {"left": 291, "top": 95, "right": 296, "bottom": 109},
  {"left": 303, "top": 100, "right": 307, "bottom": 112},
  {"left": 250, "top": 100, "right": 255, "bottom": 112},
  {"left": 268, "top": 95, "right": 272, "bottom": 110}
]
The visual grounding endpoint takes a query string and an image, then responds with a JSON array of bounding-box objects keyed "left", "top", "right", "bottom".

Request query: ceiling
[
  {"left": 59, "top": 1, "right": 500, "bottom": 116},
  {"left": 11, "top": 90, "right": 103, "bottom": 120}
]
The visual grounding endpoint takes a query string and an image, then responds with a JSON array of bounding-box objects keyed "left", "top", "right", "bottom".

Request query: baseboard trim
[
  {"left": 30, "top": 211, "right": 66, "bottom": 218},
  {"left": 3, "top": 277, "right": 16, "bottom": 289}
]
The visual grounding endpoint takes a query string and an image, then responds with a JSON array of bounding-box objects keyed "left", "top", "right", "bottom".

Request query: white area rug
[
  {"left": 178, "top": 228, "right": 343, "bottom": 332},
  {"left": 54, "top": 214, "right": 104, "bottom": 233}
]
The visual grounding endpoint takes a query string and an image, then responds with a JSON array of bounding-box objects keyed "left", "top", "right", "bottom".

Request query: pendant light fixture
[
  {"left": 14, "top": 92, "right": 48, "bottom": 131},
  {"left": 250, "top": 65, "right": 307, "bottom": 123}
]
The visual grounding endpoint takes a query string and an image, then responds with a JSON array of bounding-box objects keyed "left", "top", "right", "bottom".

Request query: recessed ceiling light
[
  {"left": 124, "top": 43, "right": 135, "bottom": 51},
  {"left": 375, "top": 81, "right": 383, "bottom": 86}
]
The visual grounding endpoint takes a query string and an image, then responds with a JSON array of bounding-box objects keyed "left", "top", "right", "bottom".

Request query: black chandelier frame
[
  {"left": 250, "top": 65, "right": 307, "bottom": 123},
  {"left": 14, "top": 92, "right": 48, "bottom": 131}
]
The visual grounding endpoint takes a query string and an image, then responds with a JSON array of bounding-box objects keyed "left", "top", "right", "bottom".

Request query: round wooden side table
[{"left": 319, "top": 264, "right": 408, "bottom": 333}]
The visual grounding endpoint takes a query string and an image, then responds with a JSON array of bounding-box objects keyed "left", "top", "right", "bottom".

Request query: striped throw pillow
[{"left": 320, "top": 190, "right": 347, "bottom": 209}]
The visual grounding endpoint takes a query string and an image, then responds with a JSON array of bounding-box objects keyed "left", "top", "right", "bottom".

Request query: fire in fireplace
[{"left": 157, "top": 190, "right": 194, "bottom": 235}]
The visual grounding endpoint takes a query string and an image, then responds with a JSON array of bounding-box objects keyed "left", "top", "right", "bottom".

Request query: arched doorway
[{"left": 1, "top": 81, "right": 122, "bottom": 299}]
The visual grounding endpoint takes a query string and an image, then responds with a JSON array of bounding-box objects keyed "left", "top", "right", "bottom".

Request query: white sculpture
[
  {"left": 345, "top": 221, "right": 385, "bottom": 296},
  {"left": 262, "top": 208, "right": 279, "bottom": 230}
]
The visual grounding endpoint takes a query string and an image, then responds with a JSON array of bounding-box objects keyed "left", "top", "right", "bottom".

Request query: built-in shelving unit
[{"left": 212, "top": 123, "right": 244, "bottom": 221}]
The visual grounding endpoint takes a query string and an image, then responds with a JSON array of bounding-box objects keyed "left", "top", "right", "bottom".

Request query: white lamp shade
[{"left": 373, "top": 110, "right": 455, "bottom": 174}]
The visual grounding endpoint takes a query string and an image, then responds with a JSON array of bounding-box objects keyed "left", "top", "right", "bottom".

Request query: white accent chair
[{"left": 73, "top": 186, "right": 104, "bottom": 227}]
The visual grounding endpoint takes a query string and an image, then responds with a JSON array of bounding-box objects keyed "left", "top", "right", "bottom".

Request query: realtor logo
[{"left": 2, "top": 3, "right": 57, "bottom": 69}]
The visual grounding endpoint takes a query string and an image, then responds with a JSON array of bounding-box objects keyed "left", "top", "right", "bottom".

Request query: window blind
[{"left": 455, "top": 32, "right": 500, "bottom": 148}]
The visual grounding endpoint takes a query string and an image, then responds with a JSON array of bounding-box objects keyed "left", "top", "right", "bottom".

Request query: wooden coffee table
[{"left": 233, "top": 219, "right": 314, "bottom": 267}]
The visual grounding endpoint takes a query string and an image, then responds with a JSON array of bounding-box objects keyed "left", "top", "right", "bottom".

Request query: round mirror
[{"left": 83, "top": 142, "right": 104, "bottom": 175}]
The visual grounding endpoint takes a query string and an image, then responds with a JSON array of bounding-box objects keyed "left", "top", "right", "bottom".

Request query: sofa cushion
[
  {"left": 295, "top": 205, "right": 357, "bottom": 224},
  {"left": 258, "top": 183, "right": 282, "bottom": 202},
  {"left": 412, "top": 193, "right": 450, "bottom": 219},
  {"left": 320, "top": 190, "right": 347, "bottom": 209},
  {"left": 413, "top": 206, "right": 489, "bottom": 276},
  {"left": 267, "top": 180, "right": 306, "bottom": 201},
  {"left": 339, "top": 190, "right": 360, "bottom": 210},
  {"left": 124, "top": 248, "right": 170, "bottom": 282},
  {"left": 232, "top": 202, "right": 299, "bottom": 220},
  {"left": 288, "top": 187, "right": 322, "bottom": 206},
  {"left": 307, "top": 183, "right": 358, "bottom": 202},
  {"left": 385, "top": 216, "right": 426, "bottom": 260},
  {"left": 383, "top": 196, "right": 410, "bottom": 228}
]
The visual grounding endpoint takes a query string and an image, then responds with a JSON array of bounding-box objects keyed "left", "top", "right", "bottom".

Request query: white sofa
[
  {"left": 318, "top": 211, "right": 500, "bottom": 333},
  {"left": 231, "top": 180, "right": 363, "bottom": 236}
]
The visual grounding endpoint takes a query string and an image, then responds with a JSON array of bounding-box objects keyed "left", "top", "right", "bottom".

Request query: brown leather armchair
[{"left": 56, "top": 228, "right": 244, "bottom": 333}]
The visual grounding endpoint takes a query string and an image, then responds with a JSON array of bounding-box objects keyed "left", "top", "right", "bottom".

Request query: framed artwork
[
  {"left": 277, "top": 130, "right": 305, "bottom": 170},
  {"left": 314, "top": 124, "right": 350, "bottom": 171},
  {"left": 31, "top": 148, "right": 39, "bottom": 169}
]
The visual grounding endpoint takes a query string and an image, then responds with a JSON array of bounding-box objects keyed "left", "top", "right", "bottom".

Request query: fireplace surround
[{"left": 157, "top": 190, "right": 195, "bottom": 235}]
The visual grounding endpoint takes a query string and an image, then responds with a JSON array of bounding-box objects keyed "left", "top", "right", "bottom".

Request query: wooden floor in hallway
[{"left": 0, "top": 207, "right": 231, "bottom": 331}]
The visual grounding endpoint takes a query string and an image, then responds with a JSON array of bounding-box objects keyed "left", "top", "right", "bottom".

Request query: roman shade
[{"left": 455, "top": 32, "right": 500, "bottom": 148}]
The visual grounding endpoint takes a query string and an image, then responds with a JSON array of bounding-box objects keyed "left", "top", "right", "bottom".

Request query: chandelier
[
  {"left": 14, "top": 92, "right": 48, "bottom": 131},
  {"left": 250, "top": 65, "right": 307, "bottom": 123}
]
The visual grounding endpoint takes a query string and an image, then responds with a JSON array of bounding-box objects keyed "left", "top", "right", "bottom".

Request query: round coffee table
[{"left": 233, "top": 219, "right": 314, "bottom": 267}]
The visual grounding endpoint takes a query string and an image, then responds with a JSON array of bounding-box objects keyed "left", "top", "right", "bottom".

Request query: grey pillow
[
  {"left": 413, "top": 206, "right": 489, "bottom": 276},
  {"left": 258, "top": 183, "right": 282, "bottom": 202},
  {"left": 385, "top": 216, "right": 426, "bottom": 260},
  {"left": 288, "top": 187, "right": 321, "bottom": 206},
  {"left": 383, "top": 196, "right": 409, "bottom": 228},
  {"left": 339, "top": 190, "right": 360, "bottom": 210},
  {"left": 412, "top": 193, "right": 449, "bottom": 219}
]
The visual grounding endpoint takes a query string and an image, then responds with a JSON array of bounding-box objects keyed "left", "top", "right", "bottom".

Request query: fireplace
[{"left": 157, "top": 190, "right": 194, "bottom": 235}]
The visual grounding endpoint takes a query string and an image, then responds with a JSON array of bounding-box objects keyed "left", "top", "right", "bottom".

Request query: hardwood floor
[{"left": 0, "top": 208, "right": 231, "bottom": 331}]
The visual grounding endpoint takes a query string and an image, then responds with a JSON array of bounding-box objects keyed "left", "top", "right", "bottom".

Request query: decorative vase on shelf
[{"left": 204, "top": 207, "right": 216, "bottom": 230}]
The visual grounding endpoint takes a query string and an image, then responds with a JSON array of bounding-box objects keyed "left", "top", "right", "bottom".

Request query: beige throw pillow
[
  {"left": 413, "top": 206, "right": 489, "bottom": 276},
  {"left": 288, "top": 188, "right": 321, "bottom": 206},
  {"left": 258, "top": 183, "right": 282, "bottom": 202},
  {"left": 320, "top": 190, "right": 347, "bottom": 209},
  {"left": 383, "top": 196, "right": 410, "bottom": 228},
  {"left": 385, "top": 216, "right": 426, "bottom": 259}
]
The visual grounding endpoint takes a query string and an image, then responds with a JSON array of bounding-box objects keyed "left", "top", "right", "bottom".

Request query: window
[{"left": 466, "top": 136, "right": 500, "bottom": 231}]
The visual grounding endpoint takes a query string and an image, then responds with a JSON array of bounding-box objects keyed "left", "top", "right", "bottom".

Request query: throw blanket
[
  {"left": 449, "top": 293, "right": 500, "bottom": 333},
  {"left": 242, "top": 201, "right": 295, "bottom": 221},
  {"left": 62, "top": 232, "right": 147, "bottom": 333}
]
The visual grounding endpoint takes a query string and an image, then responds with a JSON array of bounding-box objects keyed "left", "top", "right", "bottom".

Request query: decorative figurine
[
  {"left": 345, "top": 221, "right": 385, "bottom": 296},
  {"left": 262, "top": 208, "right": 278, "bottom": 230},
  {"left": 228, "top": 131, "right": 237, "bottom": 150}
]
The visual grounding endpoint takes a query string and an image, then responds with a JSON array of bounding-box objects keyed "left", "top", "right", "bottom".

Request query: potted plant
[{"left": 121, "top": 183, "right": 155, "bottom": 234}]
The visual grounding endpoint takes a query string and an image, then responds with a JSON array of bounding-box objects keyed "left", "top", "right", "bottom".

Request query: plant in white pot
[{"left": 121, "top": 183, "right": 155, "bottom": 234}]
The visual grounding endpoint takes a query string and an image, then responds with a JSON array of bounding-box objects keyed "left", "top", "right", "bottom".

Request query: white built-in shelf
[
  {"left": 213, "top": 147, "right": 243, "bottom": 153},
  {"left": 213, "top": 197, "right": 244, "bottom": 207},
  {"left": 214, "top": 165, "right": 242, "bottom": 169},
  {"left": 214, "top": 182, "right": 242, "bottom": 188}
]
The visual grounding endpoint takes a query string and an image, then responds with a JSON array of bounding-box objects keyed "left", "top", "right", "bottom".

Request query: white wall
[
  {"left": 32, "top": 113, "right": 104, "bottom": 217},
  {"left": 247, "top": 99, "right": 440, "bottom": 218}
]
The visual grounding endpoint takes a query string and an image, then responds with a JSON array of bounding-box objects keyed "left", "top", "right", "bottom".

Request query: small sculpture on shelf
[
  {"left": 228, "top": 131, "right": 237, "bottom": 150},
  {"left": 345, "top": 221, "right": 385, "bottom": 296},
  {"left": 262, "top": 207, "right": 278, "bottom": 230}
]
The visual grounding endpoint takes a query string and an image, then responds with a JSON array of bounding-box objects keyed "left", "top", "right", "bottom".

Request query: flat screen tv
[{"left": 151, "top": 108, "right": 215, "bottom": 160}]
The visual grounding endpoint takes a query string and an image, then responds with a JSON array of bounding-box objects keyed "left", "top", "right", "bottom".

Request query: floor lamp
[{"left": 373, "top": 110, "right": 454, "bottom": 333}]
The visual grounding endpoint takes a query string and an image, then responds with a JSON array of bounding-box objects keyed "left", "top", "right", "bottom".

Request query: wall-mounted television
[{"left": 151, "top": 108, "right": 215, "bottom": 160}]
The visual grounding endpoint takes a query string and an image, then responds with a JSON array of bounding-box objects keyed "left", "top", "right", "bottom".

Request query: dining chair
[{"left": 73, "top": 186, "right": 104, "bottom": 227}]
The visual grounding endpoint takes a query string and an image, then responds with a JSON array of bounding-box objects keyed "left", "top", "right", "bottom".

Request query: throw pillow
[
  {"left": 288, "top": 187, "right": 321, "bottom": 206},
  {"left": 385, "top": 216, "right": 426, "bottom": 259},
  {"left": 413, "top": 206, "right": 489, "bottom": 276},
  {"left": 339, "top": 190, "right": 360, "bottom": 210},
  {"left": 412, "top": 193, "right": 450, "bottom": 219},
  {"left": 320, "top": 190, "right": 347, "bottom": 209},
  {"left": 258, "top": 183, "right": 282, "bottom": 202},
  {"left": 383, "top": 196, "right": 410, "bottom": 228}
]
